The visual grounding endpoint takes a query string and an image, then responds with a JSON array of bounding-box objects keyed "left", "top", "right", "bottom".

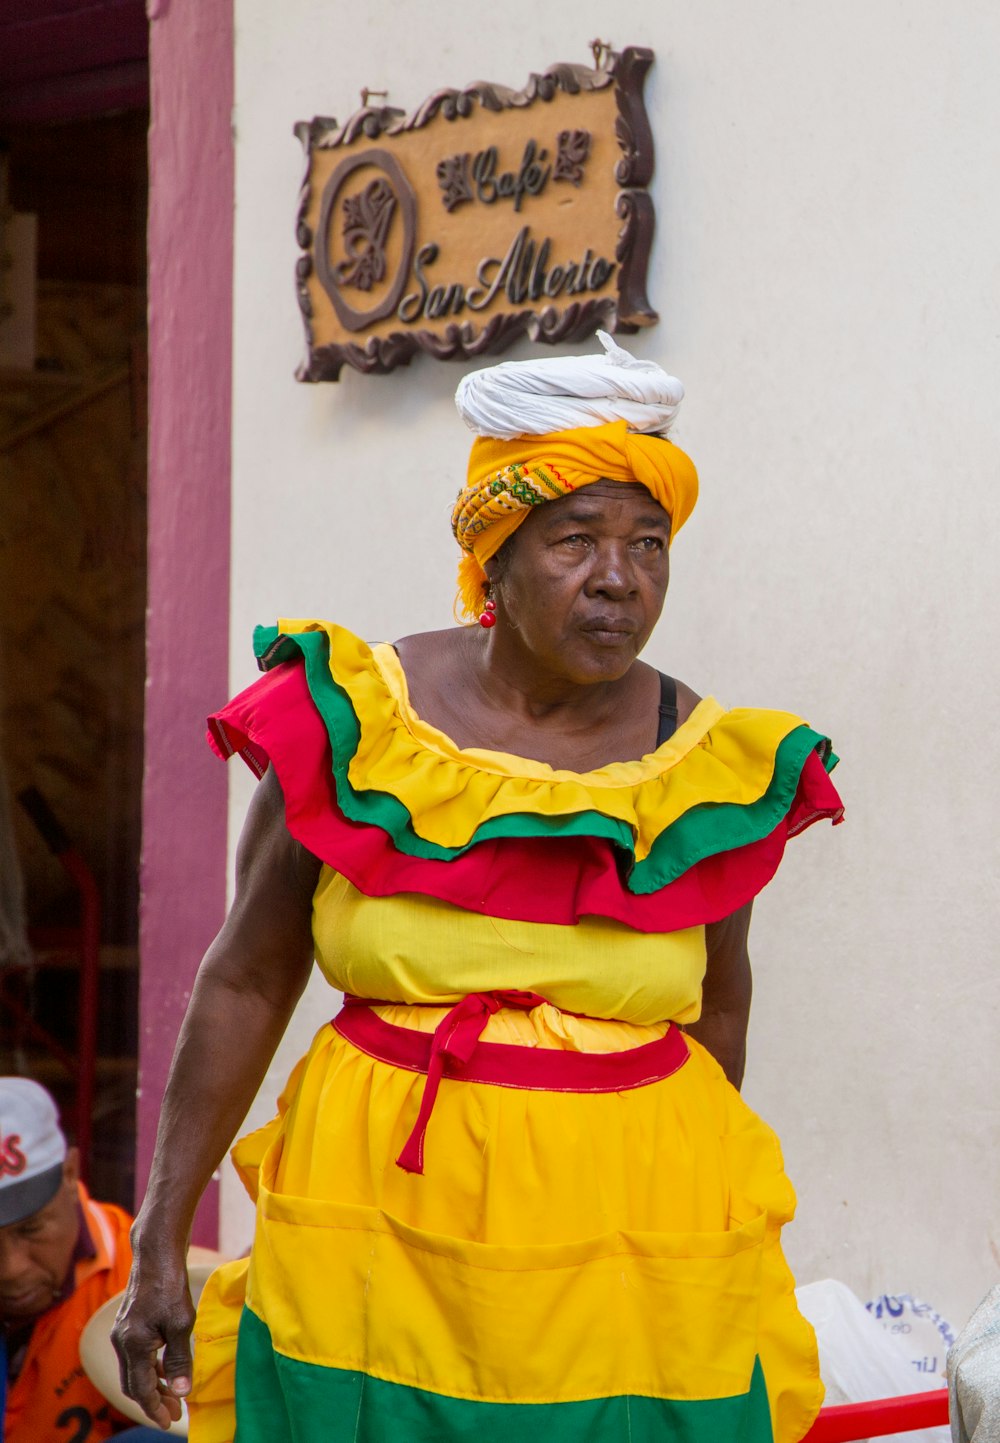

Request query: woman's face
[{"left": 487, "top": 479, "right": 671, "bottom": 684}]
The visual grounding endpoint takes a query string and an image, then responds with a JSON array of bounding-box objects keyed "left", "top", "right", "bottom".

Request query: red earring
[{"left": 478, "top": 597, "right": 497, "bottom": 629}]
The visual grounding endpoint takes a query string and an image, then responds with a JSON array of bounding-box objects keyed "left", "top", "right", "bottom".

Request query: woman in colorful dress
[{"left": 113, "top": 335, "right": 843, "bottom": 1443}]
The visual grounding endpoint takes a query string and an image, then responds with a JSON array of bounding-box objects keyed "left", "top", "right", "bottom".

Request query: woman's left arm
[{"left": 685, "top": 902, "right": 753, "bottom": 1089}]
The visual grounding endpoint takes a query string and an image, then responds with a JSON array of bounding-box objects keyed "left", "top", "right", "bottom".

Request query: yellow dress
[{"left": 191, "top": 621, "right": 844, "bottom": 1443}]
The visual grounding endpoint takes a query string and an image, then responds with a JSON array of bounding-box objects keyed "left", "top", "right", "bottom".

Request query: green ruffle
[{"left": 254, "top": 625, "right": 834, "bottom": 894}]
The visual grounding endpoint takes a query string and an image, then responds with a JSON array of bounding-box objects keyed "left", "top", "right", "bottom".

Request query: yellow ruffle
[{"left": 281, "top": 619, "right": 811, "bottom": 864}]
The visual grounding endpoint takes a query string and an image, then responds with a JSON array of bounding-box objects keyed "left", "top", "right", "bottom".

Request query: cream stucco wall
[{"left": 223, "top": 0, "right": 1000, "bottom": 1333}]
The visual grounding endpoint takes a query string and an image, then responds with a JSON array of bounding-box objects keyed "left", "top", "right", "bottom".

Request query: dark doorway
[{"left": 0, "top": 3, "right": 149, "bottom": 1212}]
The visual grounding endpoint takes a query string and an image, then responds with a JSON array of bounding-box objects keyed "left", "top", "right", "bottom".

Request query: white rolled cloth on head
[{"left": 455, "top": 331, "right": 685, "bottom": 440}]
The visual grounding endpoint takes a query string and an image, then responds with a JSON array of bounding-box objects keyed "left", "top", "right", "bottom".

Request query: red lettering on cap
[{"left": 0, "top": 1132, "right": 27, "bottom": 1177}]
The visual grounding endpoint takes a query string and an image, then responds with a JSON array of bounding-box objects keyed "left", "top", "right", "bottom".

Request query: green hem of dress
[{"left": 233, "top": 1305, "right": 775, "bottom": 1443}]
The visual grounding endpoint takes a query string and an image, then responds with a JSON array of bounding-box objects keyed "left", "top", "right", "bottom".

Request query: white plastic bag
[
  {"left": 867, "top": 1293, "right": 956, "bottom": 1382},
  {"left": 796, "top": 1279, "right": 950, "bottom": 1443}
]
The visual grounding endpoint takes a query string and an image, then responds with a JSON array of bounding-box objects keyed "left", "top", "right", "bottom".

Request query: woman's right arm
[{"left": 111, "top": 765, "right": 321, "bottom": 1428}]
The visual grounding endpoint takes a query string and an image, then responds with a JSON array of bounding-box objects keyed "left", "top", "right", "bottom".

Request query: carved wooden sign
[{"left": 294, "top": 47, "right": 657, "bottom": 380}]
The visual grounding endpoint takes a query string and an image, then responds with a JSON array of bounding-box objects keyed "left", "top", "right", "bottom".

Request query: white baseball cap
[{"left": 0, "top": 1077, "right": 68, "bottom": 1227}]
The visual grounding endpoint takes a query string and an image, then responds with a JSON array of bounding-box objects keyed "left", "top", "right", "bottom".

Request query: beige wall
[{"left": 225, "top": 0, "right": 1000, "bottom": 1331}]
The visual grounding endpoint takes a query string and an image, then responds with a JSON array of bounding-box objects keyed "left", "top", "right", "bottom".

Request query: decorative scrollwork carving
[
  {"left": 335, "top": 179, "right": 397, "bottom": 292},
  {"left": 613, "top": 48, "right": 654, "bottom": 188},
  {"left": 531, "top": 297, "right": 616, "bottom": 344},
  {"left": 436, "top": 153, "right": 474, "bottom": 212},
  {"left": 314, "top": 149, "right": 417, "bottom": 332},
  {"left": 614, "top": 189, "right": 657, "bottom": 330},
  {"left": 554, "top": 129, "right": 591, "bottom": 186},
  {"left": 294, "top": 167, "right": 316, "bottom": 343},
  {"left": 301, "top": 63, "right": 616, "bottom": 151}
]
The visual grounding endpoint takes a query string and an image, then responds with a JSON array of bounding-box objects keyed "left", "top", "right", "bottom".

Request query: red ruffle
[{"left": 208, "top": 664, "right": 842, "bottom": 932}]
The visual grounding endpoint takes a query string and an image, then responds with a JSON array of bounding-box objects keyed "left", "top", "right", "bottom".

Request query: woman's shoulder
[
  {"left": 674, "top": 676, "right": 702, "bottom": 729},
  {"left": 392, "top": 627, "right": 465, "bottom": 675}
]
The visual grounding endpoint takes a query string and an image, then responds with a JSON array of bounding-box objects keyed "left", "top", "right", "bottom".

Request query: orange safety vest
[{"left": 4, "top": 1186, "right": 133, "bottom": 1443}]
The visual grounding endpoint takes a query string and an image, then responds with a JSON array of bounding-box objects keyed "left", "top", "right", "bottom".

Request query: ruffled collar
[
  {"left": 248, "top": 620, "right": 832, "bottom": 866},
  {"left": 207, "top": 620, "right": 843, "bottom": 926},
  {"left": 369, "top": 639, "right": 728, "bottom": 786}
]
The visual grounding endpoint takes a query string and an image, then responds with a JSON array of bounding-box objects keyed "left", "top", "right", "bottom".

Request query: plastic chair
[{"left": 803, "top": 1386, "right": 950, "bottom": 1440}]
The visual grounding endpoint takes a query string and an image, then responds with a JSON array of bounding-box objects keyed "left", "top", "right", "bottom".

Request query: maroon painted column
[{"left": 139, "top": 0, "right": 234, "bottom": 1245}]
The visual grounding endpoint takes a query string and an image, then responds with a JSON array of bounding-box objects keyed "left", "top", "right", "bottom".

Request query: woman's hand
[{"left": 111, "top": 1241, "right": 194, "bottom": 1428}]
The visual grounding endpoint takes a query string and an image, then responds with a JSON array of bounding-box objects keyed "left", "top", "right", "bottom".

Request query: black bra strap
[{"left": 656, "top": 672, "right": 678, "bottom": 746}]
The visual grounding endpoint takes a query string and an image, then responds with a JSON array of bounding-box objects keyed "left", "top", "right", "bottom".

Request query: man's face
[{"left": 0, "top": 1151, "right": 80, "bottom": 1325}]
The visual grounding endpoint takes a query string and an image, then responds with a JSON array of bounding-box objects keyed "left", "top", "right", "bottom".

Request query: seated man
[{"left": 0, "top": 1077, "right": 161, "bottom": 1440}]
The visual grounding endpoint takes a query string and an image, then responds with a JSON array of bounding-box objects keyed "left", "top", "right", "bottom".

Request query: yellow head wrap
[{"left": 451, "top": 419, "right": 699, "bottom": 620}]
